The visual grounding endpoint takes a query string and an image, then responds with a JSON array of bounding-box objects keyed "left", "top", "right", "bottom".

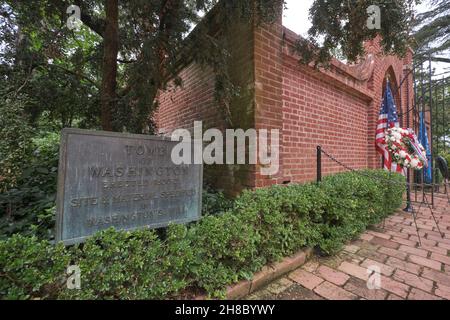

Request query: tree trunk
[{"left": 100, "top": 0, "right": 119, "bottom": 131}]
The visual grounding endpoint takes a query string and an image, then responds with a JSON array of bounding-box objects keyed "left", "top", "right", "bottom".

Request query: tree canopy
[
  {"left": 413, "top": 0, "right": 450, "bottom": 63},
  {"left": 1, "top": 0, "right": 284, "bottom": 133},
  {"left": 296, "top": 0, "right": 417, "bottom": 66},
  {"left": 1, "top": 0, "right": 423, "bottom": 134}
]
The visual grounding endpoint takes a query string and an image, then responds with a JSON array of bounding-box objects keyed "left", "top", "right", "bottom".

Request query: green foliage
[
  {"left": 317, "top": 170, "right": 404, "bottom": 254},
  {"left": 60, "top": 227, "right": 193, "bottom": 300},
  {"left": 201, "top": 187, "right": 234, "bottom": 216},
  {"left": 0, "top": 132, "right": 59, "bottom": 240},
  {"left": 295, "top": 0, "right": 416, "bottom": 66},
  {"left": 235, "top": 184, "right": 321, "bottom": 262},
  {"left": 2, "top": 0, "right": 284, "bottom": 133},
  {"left": 442, "top": 152, "right": 450, "bottom": 167},
  {"left": 0, "top": 235, "right": 70, "bottom": 300},
  {"left": 437, "top": 150, "right": 450, "bottom": 181},
  {"left": 189, "top": 213, "right": 262, "bottom": 296},
  {"left": 3, "top": 0, "right": 417, "bottom": 131},
  {"left": 0, "top": 170, "right": 405, "bottom": 300},
  {"left": 413, "top": 0, "right": 450, "bottom": 61},
  {"left": 0, "top": 2, "right": 101, "bottom": 131},
  {"left": 0, "top": 95, "right": 34, "bottom": 191}
]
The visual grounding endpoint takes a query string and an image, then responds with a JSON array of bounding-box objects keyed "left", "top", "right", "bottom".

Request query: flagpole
[
  {"left": 404, "top": 66, "right": 412, "bottom": 212},
  {"left": 428, "top": 52, "right": 435, "bottom": 208}
]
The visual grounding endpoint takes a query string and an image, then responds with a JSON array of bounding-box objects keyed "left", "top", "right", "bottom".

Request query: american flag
[{"left": 375, "top": 82, "right": 405, "bottom": 174}]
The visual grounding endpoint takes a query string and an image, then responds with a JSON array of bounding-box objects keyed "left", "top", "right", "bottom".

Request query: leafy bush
[
  {"left": 0, "top": 132, "right": 59, "bottom": 240},
  {"left": 316, "top": 170, "right": 403, "bottom": 254},
  {"left": 60, "top": 226, "right": 194, "bottom": 300},
  {"left": 0, "top": 170, "right": 405, "bottom": 300},
  {"left": 189, "top": 213, "right": 262, "bottom": 297},
  {"left": 438, "top": 151, "right": 450, "bottom": 179},
  {"left": 0, "top": 96, "right": 34, "bottom": 191},
  {"left": 234, "top": 184, "right": 322, "bottom": 262},
  {"left": 0, "top": 235, "right": 70, "bottom": 299},
  {"left": 201, "top": 187, "right": 234, "bottom": 216}
]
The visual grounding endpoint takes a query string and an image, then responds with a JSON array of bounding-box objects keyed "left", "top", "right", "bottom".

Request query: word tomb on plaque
[{"left": 56, "top": 128, "right": 202, "bottom": 244}]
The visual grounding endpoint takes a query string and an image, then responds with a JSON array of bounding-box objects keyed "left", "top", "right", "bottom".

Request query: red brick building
[{"left": 156, "top": 7, "right": 414, "bottom": 195}]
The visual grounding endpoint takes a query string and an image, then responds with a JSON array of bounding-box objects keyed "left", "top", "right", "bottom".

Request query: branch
[
  {"left": 46, "top": 63, "right": 100, "bottom": 89},
  {"left": 117, "top": 58, "right": 137, "bottom": 64},
  {"left": 430, "top": 57, "right": 450, "bottom": 64},
  {"left": 14, "top": 73, "right": 33, "bottom": 97},
  {"left": 79, "top": 10, "right": 106, "bottom": 37}
]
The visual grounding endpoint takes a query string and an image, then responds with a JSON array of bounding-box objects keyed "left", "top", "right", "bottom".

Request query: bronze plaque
[{"left": 56, "top": 129, "right": 202, "bottom": 245}]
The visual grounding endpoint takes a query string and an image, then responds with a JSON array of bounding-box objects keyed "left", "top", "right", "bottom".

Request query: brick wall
[
  {"left": 281, "top": 55, "right": 369, "bottom": 183},
  {"left": 156, "top": 12, "right": 256, "bottom": 195},
  {"left": 156, "top": 63, "right": 220, "bottom": 134},
  {"left": 253, "top": 7, "right": 285, "bottom": 187},
  {"left": 253, "top": 21, "right": 412, "bottom": 186},
  {"left": 156, "top": 6, "right": 413, "bottom": 193}
]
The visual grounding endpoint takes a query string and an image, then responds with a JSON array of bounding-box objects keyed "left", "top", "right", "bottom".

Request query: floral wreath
[{"left": 385, "top": 127, "right": 428, "bottom": 170}]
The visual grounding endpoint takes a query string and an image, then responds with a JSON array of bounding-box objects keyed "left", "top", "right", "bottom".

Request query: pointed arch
[{"left": 382, "top": 66, "right": 402, "bottom": 125}]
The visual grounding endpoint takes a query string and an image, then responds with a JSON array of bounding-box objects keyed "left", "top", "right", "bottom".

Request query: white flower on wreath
[
  {"left": 411, "top": 158, "right": 419, "bottom": 168},
  {"left": 399, "top": 150, "right": 407, "bottom": 158}
]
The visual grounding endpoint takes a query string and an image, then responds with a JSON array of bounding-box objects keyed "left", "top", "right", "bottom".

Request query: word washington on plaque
[{"left": 56, "top": 128, "right": 203, "bottom": 245}]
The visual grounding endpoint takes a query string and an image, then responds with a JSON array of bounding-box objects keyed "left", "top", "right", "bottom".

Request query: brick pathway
[{"left": 248, "top": 195, "right": 450, "bottom": 300}]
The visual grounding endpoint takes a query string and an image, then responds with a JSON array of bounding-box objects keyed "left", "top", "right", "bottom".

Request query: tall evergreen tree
[
  {"left": 1, "top": 0, "right": 419, "bottom": 132},
  {"left": 295, "top": 0, "right": 416, "bottom": 66},
  {"left": 413, "top": 0, "right": 450, "bottom": 63},
  {"left": 1, "top": 0, "right": 285, "bottom": 132}
]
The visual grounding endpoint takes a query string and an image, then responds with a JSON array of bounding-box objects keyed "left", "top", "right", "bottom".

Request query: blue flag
[
  {"left": 419, "top": 112, "right": 432, "bottom": 183},
  {"left": 376, "top": 81, "right": 403, "bottom": 173}
]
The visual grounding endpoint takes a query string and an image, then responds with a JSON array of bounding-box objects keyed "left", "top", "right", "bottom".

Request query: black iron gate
[{"left": 410, "top": 54, "right": 449, "bottom": 207}]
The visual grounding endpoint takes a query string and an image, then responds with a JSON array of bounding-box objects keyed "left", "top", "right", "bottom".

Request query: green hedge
[{"left": 0, "top": 170, "right": 405, "bottom": 300}]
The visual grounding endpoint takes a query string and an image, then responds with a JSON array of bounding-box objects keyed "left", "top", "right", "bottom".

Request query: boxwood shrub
[{"left": 0, "top": 170, "right": 405, "bottom": 300}]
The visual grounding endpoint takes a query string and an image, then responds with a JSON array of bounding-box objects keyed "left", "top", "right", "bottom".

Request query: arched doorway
[
  {"left": 381, "top": 66, "right": 402, "bottom": 125},
  {"left": 378, "top": 66, "right": 403, "bottom": 170}
]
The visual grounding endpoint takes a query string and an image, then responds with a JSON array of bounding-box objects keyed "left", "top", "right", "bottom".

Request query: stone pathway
[{"left": 248, "top": 195, "right": 450, "bottom": 300}]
